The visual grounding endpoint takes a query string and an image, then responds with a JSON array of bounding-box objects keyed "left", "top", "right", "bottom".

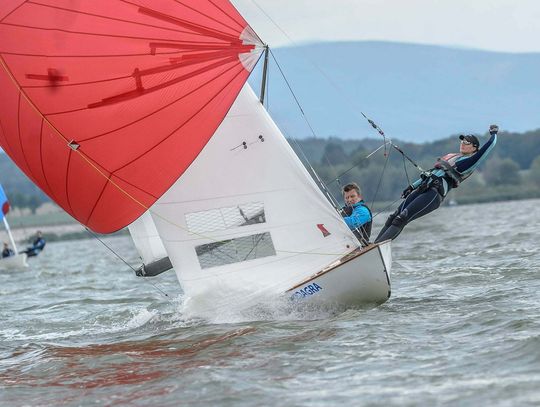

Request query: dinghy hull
[
  {"left": 0, "top": 253, "right": 29, "bottom": 270},
  {"left": 287, "top": 241, "right": 392, "bottom": 307}
]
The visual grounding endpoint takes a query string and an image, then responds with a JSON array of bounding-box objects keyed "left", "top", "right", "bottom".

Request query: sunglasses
[{"left": 460, "top": 140, "right": 472, "bottom": 145}]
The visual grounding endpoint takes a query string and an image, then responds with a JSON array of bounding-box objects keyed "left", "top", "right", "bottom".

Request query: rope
[
  {"left": 369, "top": 147, "right": 391, "bottom": 211},
  {"left": 325, "top": 141, "right": 390, "bottom": 186},
  {"left": 84, "top": 227, "right": 172, "bottom": 300}
]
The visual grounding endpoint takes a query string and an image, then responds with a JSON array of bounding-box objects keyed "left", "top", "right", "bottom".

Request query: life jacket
[
  {"left": 433, "top": 153, "right": 471, "bottom": 188},
  {"left": 342, "top": 202, "right": 372, "bottom": 246}
]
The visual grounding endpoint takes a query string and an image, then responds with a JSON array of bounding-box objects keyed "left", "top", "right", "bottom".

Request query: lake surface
[{"left": 1, "top": 199, "right": 539, "bottom": 406}]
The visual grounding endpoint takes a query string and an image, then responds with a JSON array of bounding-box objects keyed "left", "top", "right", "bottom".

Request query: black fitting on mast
[{"left": 259, "top": 45, "right": 270, "bottom": 105}]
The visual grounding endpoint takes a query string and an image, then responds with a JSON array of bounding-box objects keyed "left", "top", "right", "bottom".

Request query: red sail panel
[{"left": 0, "top": 0, "right": 262, "bottom": 232}]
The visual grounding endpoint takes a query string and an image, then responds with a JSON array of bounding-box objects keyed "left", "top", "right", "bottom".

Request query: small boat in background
[{"left": 0, "top": 184, "right": 28, "bottom": 270}]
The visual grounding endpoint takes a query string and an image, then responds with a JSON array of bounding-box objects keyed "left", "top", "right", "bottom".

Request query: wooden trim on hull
[{"left": 286, "top": 241, "right": 391, "bottom": 298}]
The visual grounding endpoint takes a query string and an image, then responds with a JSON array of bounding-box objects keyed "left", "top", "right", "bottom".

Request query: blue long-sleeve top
[
  {"left": 411, "top": 132, "right": 498, "bottom": 195},
  {"left": 343, "top": 201, "right": 372, "bottom": 230}
]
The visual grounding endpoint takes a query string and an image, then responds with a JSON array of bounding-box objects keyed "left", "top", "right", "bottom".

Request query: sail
[
  {"left": 0, "top": 0, "right": 263, "bottom": 233},
  {"left": 0, "top": 184, "right": 9, "bottom": 221},
  {"left": 0, "top": 183, "right": 19, "bottom": 255},
  {"left": 150, "top": 84, "right": 359, "bottom": 306},
  {"left": 128, "top": 211, "right": 168, "bottom": 265}
]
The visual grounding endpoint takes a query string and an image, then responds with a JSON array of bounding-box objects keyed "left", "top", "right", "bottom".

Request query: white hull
[
  {"left": 0, "top": 253, "right": 29, "bottom": 270},
  {"left": 287, "top": 241, "right": 392, "bottom": 307}
]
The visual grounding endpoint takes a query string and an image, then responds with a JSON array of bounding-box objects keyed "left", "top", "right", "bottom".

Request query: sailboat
[
  {"left": 0, "top": 184, "right": 28, "bottom": 270},
  {"left": 0, "top": 1, "right": 391, "bottom": 311}
]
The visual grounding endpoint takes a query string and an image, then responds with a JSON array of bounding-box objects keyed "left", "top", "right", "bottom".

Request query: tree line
[
  {"left": 1, "top": 127, "right": 539, "bottom": 213},
  {"left": 292, "top": 128, "right": 540, "bottom": 206}
]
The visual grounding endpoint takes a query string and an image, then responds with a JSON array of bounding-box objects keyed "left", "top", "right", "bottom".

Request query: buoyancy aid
[
  {"left": 341, "top": 202, "right": 372, "bottom": 245},
  {"left": 433, "top": 153, "right": 472, "bottom": 188}
]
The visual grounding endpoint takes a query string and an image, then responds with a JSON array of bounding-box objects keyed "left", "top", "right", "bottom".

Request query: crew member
[
  {"left": 375, "top": 125, "right": 499, "bottom": 243},
  {"left": 2, "top": 242, "right": 14, "bottom": 258},
  {"left": 23, "top": 230, "right": 46, "bottom": 257},
  {"left": 341, "top": 183, "right": 372, "bottom": 246}
]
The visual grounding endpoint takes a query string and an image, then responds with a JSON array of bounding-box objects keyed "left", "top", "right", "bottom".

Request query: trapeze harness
[{"left": 375, "top": 132, "right": 498, "bottom": 243}]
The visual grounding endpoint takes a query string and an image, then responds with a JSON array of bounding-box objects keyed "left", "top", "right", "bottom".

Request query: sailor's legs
[
  {"left": 374, "top": 189, "right": 420, "bottom": 241},
  {"left": 375, "top": 188, "right": 443, "bottom": 242}
]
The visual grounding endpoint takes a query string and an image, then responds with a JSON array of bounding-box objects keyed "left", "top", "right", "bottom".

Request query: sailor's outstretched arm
[{"left": 455, "top": 125, "right": 498, "bottom": 172}]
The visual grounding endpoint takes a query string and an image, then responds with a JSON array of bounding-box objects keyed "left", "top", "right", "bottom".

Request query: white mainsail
[{"left": 150, "top": 84, "right": 360, "bottom": 306}]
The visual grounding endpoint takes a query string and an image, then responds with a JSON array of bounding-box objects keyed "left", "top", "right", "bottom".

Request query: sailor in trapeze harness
[{"left": 375, "top": 124, "right": 499, "bottom": 243}]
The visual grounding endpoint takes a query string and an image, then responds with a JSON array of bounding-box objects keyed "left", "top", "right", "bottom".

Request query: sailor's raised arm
[{"left": 455, "top": 124, "right": 498, "bottom": 172}]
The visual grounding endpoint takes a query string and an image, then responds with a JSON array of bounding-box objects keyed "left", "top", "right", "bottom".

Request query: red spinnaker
[{"left": 0, "top": 0, "right": 262, "bottom": 233}]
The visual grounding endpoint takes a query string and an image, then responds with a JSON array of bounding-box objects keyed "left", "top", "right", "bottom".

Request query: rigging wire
[
  {"left": 268, "top": 48, "right": 343, "bottom": 211},
  {"left": 248, "top": 0, "right": 424, "bottom": 177},
  {"left": 266, "top": 50, "right": 341, "bottom": 184},
  {"left": 84, "top": 227, "right": 172, "bottom": 300},
  {"left": 361, "top": 112, "right": 427, "bottom": 174},
  {"left": 369, "top": 148, "right": 392, "bottom": 211},
  {"left": 325, "top": 141, "right": 390, "bottom": 186}
]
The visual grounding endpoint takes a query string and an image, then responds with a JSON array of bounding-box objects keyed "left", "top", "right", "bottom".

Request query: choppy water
[{"left": 1, "top": 199, "right": 539, "bottom": 406}]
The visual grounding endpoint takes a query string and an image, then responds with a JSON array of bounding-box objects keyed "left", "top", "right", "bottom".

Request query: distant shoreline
[{"left": 4, "top": 196, "right": 539, "bottom": 244}]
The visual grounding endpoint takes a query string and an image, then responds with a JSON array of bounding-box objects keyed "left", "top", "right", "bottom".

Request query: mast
[
  {"left": 2, "top": 217, "right": 18, "bottom": 255},
  {"left": 259, "top": 45, "right": 270, "bottom": 105}
]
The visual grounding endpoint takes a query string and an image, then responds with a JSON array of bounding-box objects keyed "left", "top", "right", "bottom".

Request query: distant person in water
[
  {"left": 341, "top": 183, "right": 372, "bottom": 246},
  {"left": 375, "top": 125, "right": 499, "bottom": 243},
  {"left": 22, "top": 230, "right": 46, "bottom": 257},
  {"left": 2, "top": 242, "right": 14, "bottom": 258}
]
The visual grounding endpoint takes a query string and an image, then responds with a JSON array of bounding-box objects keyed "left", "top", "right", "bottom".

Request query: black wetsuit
[{"left": 23, "top": 237, "right": 46, "bottom": 257}]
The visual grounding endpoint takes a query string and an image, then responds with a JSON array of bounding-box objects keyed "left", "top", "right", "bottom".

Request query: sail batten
[{"left": 0, "top": 0, "right": 262, "bottom": 233}]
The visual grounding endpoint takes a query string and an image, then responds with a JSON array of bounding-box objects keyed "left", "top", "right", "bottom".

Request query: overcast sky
[{"left": 232, "top": 0, "right": 540, "bottom": 53}]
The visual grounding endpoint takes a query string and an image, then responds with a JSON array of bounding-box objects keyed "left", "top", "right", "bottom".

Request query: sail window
[
  {"left": 195, "top": 232, "right": 276, "bottom": 269},
  {"left": 186, "top": 202, "right": 266, "bottom": 234}
]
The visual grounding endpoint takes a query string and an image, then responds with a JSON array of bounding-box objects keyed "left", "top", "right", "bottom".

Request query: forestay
[{"left": 150, "top": 84, "right": 360, "bottom": 304}]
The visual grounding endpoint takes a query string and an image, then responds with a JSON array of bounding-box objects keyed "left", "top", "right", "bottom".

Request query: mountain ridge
[{"left": 249, "top": 40, "right": 540, "bottom": 142}]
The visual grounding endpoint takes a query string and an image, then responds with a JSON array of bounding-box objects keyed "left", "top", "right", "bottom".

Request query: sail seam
[
  {"left": 16, "top": 92, "right": 33, "bottom": 177},
  {"left": 136, "top": 4, "right": 241, "bottom": 43},
  {"left": 208, "top": 0, "right": 249, "bottom": 32},
  {"left": 0, "top": 48, "right": 211, "bottom": 60},
  {"left": 0, "top": 20, "right": 225, "bottom": 44},
  {"left": 0, "top": 103, "right": 15, "bottom": 158},
  {"left": 109, "top": 61, "right": 246, "bottom": 174},
  {"left": 107, "top": 174, "right": 159, "bottom": 200},
  {"left": 18, "top": 50, "right": 239, "bottom": 102},
  {"left": 175, "top": 0, "right": 244, "bottom": 32},
  {"left": 84, "top": 175, "right": 112, "bottom": 226},
  {"left": 0, "top": 1, "right": 26, "bottom": 24},
  {"left": 64, "top": 149, "right": 76, "bottom": 216},
  {"left": 40, "top": 55, "right": 239, "bottom": 118},
  {"left": 25, "top": 0, "right": 226, "bottom": 38},
  {"left": 38, "top": 118, "right": 57, "bottom": 201}
]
